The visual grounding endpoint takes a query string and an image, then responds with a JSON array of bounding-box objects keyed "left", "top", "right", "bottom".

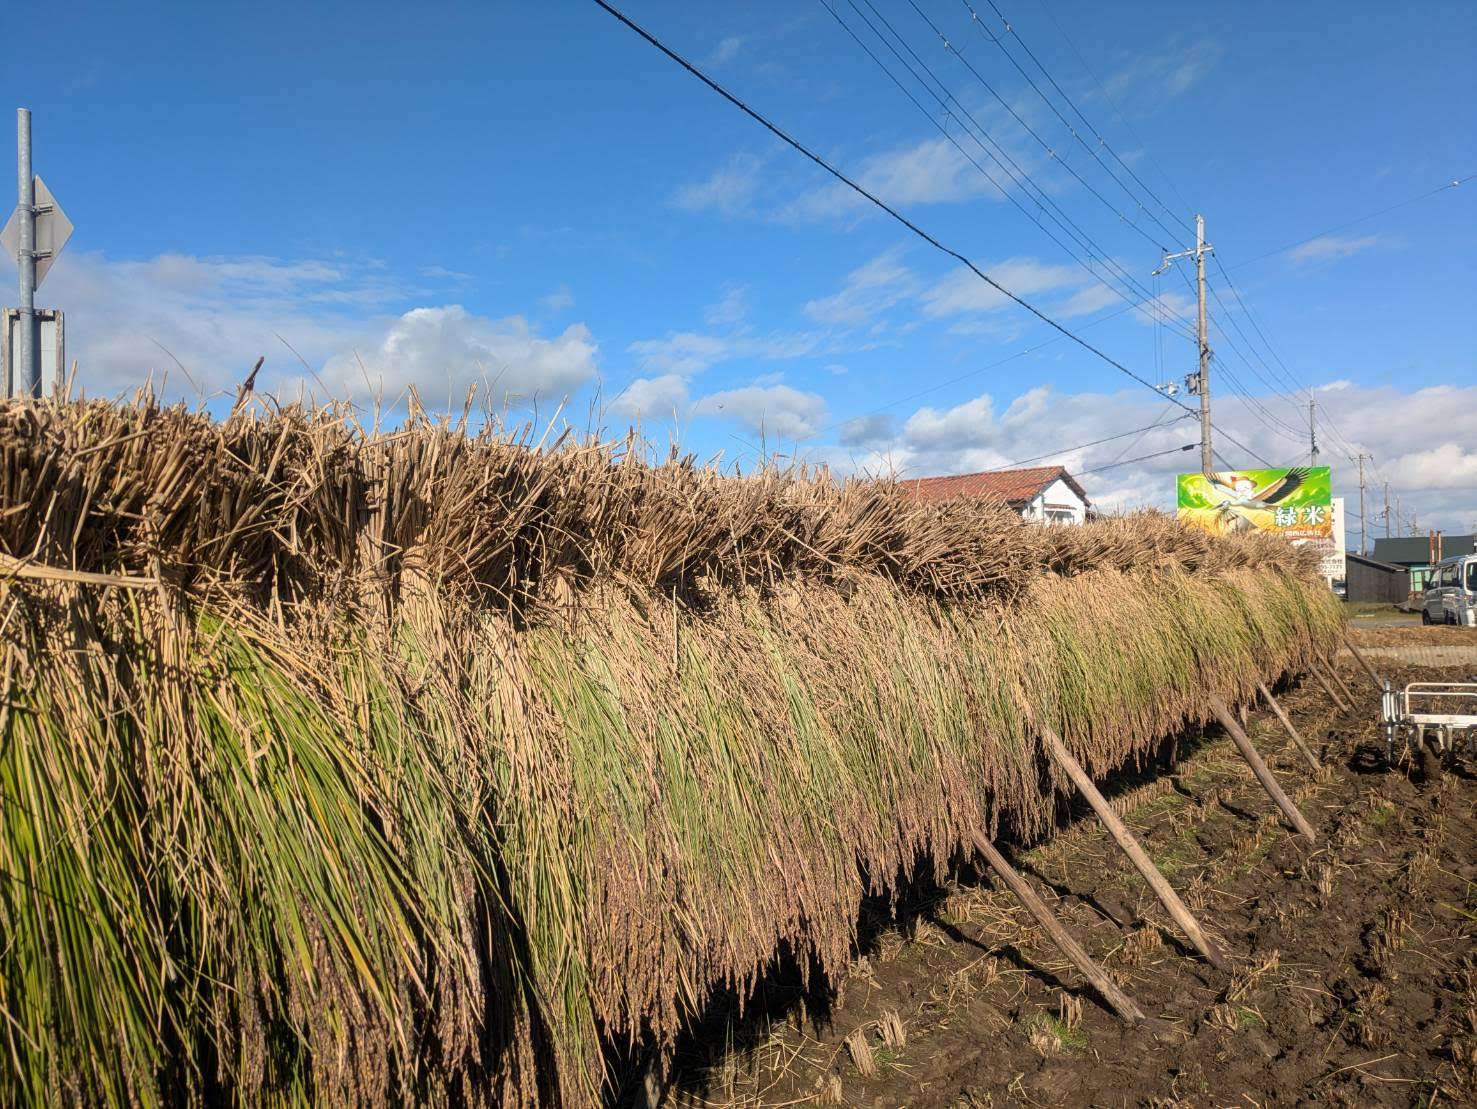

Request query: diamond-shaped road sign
[{"left": 1, "top": 176, "right": 73, "bottom": 289}]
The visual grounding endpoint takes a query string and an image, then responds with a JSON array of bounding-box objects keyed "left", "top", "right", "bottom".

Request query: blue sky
[{"left": 5, "top": 0, "right": 1476, "bottom": 541}]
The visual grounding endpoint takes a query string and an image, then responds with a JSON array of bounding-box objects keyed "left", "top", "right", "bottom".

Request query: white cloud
[
  {"left": 672, "top": 154, "right": 763, "bottom": 218},
  {"left": 320, "top": 306, "right": 597, "bottom": 406},
  {"left": 704, "top": 283, "right": 749, "bottom": 326},
  {"left": 784, "top": 136, "right": 1007, "bottom": 222},
  {"left": 813, "top": 380, "right": 1477, "bottom": 538},
  {"left": 709, "top": 35, "right": 745, "bottom": 65},
  {"left": 626, "top": 328, "right": 819, "bottom": 377},
  {"left": 1285, "top": 233, "right": 1385, "bottom": 264},
  {"left": 610, "top": 373, "right": 689, "bottom": 421},
  {"left": 920, "top": 258, "right": 1081, "bottom": 318},
  {"left": 1102, "top": 40, "right": 1221, "bottom": 103},
  {"left": 43, "top": 250, "right": 600, "bottom": 409},
  {"left": 693, "top": 383, "right": 829, "bottom": 440},
  {"left": 803, "top": 248, "right": 918, "bottom": 326},
  {"left": 542, "top": 285, "right": 574, "bottom": 311}
]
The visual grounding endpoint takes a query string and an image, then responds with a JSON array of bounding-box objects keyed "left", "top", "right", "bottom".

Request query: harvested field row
[
  {"left": 0, "top": 397, "right": 1345, "bottom": 1106},
  {"left": 688, "top": 655, "right": 1477, "bottom": 1107}
]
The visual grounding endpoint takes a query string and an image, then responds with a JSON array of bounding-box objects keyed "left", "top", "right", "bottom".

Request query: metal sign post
[{"left": 2, "top": 108, "right": 72, "bottom": 398}]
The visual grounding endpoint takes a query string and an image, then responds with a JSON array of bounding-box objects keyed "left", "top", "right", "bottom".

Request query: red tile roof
[{"left": 896, "top": 465, "right": 1090, "bottom": 507}]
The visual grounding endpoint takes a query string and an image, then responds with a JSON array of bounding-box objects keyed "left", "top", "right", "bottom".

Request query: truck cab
[{"left": 1423, "top": 554, "right": 1477, "bottom": 626}]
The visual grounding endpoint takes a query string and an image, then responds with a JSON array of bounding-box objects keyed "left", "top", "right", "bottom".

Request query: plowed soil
[{"left": 667, "top": 647, "right": 1477, "bottom": 1107}]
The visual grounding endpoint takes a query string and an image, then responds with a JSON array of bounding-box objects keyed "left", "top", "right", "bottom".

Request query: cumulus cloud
[
  {"left": 693, "top": 384, "right": 829, "bottom": 440},
  {"left": 44, "top": 250, "right": 598, "bottom": 407},
  {"left": 813, "top": 381, "right": 1477, "bottom": 538},
  {"left": 1285, "top": 233, "right": 1385, "bottom": 264},
  {"left": 321, "top": 306, "right": 597, "bottom": 406},
  {"left": 610, "top": 373, "right": 689, "bottom": 422}
]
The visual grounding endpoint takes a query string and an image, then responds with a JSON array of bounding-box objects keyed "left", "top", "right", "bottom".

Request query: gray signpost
[{"left": 2, "top": 108, "right": 72, "bottom": 398}]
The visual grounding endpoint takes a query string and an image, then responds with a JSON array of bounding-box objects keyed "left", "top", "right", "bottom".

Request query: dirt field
[{"left": 666, "top": 641, "right": 1477, "bottom": 1107}]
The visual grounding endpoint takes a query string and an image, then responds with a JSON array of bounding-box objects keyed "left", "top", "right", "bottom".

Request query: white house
[{"left": 896, "top": 465, "right": 1091, "bottom": 525}]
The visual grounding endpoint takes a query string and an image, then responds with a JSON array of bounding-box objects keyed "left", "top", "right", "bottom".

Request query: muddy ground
[{"left": 663, "top": 642, "right": 1477, "bottom": 1107}]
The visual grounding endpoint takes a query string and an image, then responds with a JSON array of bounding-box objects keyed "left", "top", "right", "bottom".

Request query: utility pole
[
  {"left": 1352, "top": 451, "right": 1376, "bottom": 555},
  {"left": 1155, "top": 214, "right": 1213, "bottom": 471},
  {"left": 15, "top": 109, "right": 35, "bottom": 395},
  {"left": 1308, "top": 392, "right": 1319, "bottom": 467},
  {"left": 1383, "top": 482, "right": 1390, "bottom": 539}
]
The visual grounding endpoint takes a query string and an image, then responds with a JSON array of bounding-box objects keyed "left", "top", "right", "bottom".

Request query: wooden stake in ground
[
  {"left": 640, "top": 1049, "right": 670, "bottom": 1109},
  {"left": 1208, "top": 696, "right": 1317, "bottom": 842},
  {"left": 966, "top": 830, "right": 1148, "bottom": 1024},
  {"left": 1038, "top": 721, "right": 1229, "bottom": 971},
  {"left": 1325, "top": 659, "right": 1358, "bottom": 706},
  {"left": 1309, "top": 665, "right": 1350, "bottom": 714},
  {"left": 1343, "top": 632, "right": 1385, "bottom": 692},
  {"left": 1255, "top": 680, "right": 1320, "bottom": 771}
]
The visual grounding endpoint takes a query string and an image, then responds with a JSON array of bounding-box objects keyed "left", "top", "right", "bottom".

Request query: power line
[
  {"left": 1031, "top": 0, "right": 1198, "bottom": 232},
  {"left": 1079, "top": 442, "right": 1196, "bottom": 476},
  {"left": 983, "top": 413, "right": 1196, "bottom": 470},
  {"left": 906, "top": 0, "right": 1178, "bottom": 253},
  {"left": 821, "top": 0, "right": 1197, "bottom": 341},
  {"left": 594, "top": 0, "right": 1192, "bottom": 407},
  {"left": 960, "top": 0, "right": 1190, "bottom": 243},
  {"left": 593, "top": 0, "right": 1273, "bottom": 467},
  {"left": 1227, "top": 173, "right": 1475, "bottom": 270}
]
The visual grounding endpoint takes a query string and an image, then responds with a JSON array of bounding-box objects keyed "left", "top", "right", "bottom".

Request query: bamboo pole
[
  {"left": 640, "top": 1050, "right": 670, "bottom": 1109},
  {"left": 967, "top": 830, "right": 1147, "bottom": 1024},
  {"left": 1343, "top": 632, "right": 1385, "bottom": 692},
  {"left": 1326, "top": 660, "right": 1358, "bottom": 706},
  {"left": 1038, "top": 722, "right": 1228, "bottom": 971},
  {"left": 1208, "top": 696, "right": 1317, "bottom": 842},
  {"left": 1255, "top": 680, "right": 1320, "bottom": 771},
  {"left": 1309, "top": 665, "right": 1350, "bottom": 713}
]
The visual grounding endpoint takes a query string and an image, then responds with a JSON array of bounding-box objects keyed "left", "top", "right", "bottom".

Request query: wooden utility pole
[
  {"left": 1155, "top": 215, "right": 1213, "bottom": 471},
  {"left": 1383, "top": 482, "right": 1391, "bottom": 539}
]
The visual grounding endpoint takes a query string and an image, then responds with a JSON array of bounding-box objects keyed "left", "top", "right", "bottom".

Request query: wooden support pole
[
  {"left": 1326, "top": 660, "right": 1358, "bottom": 706},
  {"left": 1208, "top": 696, "right": 1317, "bottom": 842},
  {"left": 1255, "top": 680, "right": 1320, "bottom": 772},
  {"left": 1038, "top": 722, "right": 1229, "bottom": 971},
  {"left": 639, "top": 1050, "right": 670, "bottom": 1109},
  {"left": 967, "top": 830, "right": 1147, "bottom": 1024},
  {"left": 1309, "top": 665, "right": 1350, "bottom": 714},
  {"left": 1343, "top": 633, "right": 1385, "bottom": 693}
]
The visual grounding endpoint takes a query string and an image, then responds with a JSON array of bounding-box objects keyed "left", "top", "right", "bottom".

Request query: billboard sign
[{"left": 1176, "top": 466, "right": 1333, "bottom": 540}]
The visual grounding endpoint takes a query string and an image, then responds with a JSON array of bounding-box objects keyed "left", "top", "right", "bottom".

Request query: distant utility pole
[
  {"left": 1383, "top": 482, "right": 1391, "bottom": 539},
  {"left": 1155, "top": 213, "right": 1213, "bottom": 472},
  {"left": 1308, "top": 392, "right": 1319, "bottom": 467},
  {"left": 1354, "top": 453, "right": 1371, "bottom": 555}
]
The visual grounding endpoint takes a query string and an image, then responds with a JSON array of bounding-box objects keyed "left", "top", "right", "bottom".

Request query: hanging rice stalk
[{"left": 0, "top": 394, "right": 1341, "bottom": 1105}]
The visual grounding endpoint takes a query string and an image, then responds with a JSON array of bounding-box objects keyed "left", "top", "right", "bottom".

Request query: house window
[{"left": 1044, "top": 507, "right": 1076, "bottom": 525}]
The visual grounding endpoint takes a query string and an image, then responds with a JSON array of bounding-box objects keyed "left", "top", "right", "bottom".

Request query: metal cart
[{"left": 1381, "top": 679, "right": 1477, "bottom": 767}]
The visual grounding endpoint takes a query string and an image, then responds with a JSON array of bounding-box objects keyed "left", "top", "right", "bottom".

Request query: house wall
[
  {"left": 1021, "top": 477, "right": 1088, "bottom": 525},
  {"left": 1346, "top": 558, "right": 1409, "bottom": 604}
]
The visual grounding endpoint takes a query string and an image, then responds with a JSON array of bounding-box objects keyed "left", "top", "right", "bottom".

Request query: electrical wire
[
  {"left": 981, "top": 413, "right": 1196, "bottom": 470},
  {"left": 593, "top": 0, "right": 1273, "bottom": 467},
  {"left": 821, "top": 0, "right": 1197, "bottom": 341},
  {"left": 1078, "top": 442, "right": 1196, "bottom": 476}
]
